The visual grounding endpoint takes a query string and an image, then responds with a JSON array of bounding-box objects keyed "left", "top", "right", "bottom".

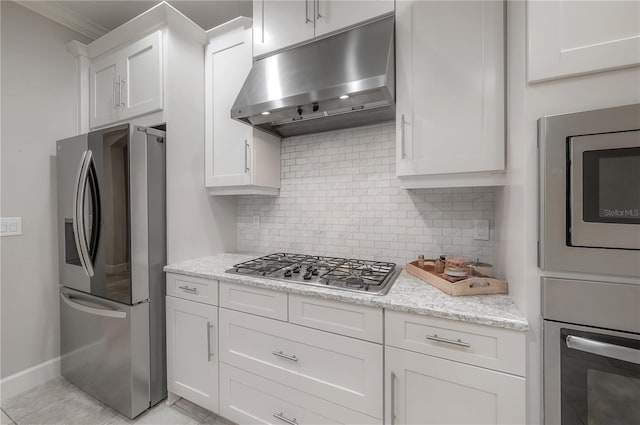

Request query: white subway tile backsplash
[{"left": 237, "top": 123, "right": 497, "bottom": 266}]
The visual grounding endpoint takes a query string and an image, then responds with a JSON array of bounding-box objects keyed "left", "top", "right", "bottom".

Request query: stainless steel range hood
[{"left": 231, "top": 15, "right": 395, "bottom": 138}]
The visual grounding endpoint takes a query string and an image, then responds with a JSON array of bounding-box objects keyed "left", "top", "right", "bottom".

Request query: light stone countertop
[{"left": 164, "top": 253, "right": 529, "bottom": 332}]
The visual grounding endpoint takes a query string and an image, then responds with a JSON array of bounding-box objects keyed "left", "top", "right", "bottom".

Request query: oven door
[
  {"left": 544, "top": 320, "right": 640, "bottom": 425},
  {"left": 569, "top": 130, "right": 640, "bottom": 250}
]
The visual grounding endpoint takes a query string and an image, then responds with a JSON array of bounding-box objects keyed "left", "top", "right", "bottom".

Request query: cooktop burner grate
[{"left": 226, "top": 253, "right": 400, "bottom": 295}]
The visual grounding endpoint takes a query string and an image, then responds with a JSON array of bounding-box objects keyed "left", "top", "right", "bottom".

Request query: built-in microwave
[{"left": 539, "top": 104, "right": 640, "bottom": 278}]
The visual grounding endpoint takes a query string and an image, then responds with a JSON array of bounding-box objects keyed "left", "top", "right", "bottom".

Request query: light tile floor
[{"left": 1, "top": 378, "right": 234, "bottom": 425}]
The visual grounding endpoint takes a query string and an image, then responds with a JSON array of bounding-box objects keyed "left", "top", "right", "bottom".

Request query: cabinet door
[
  {"left": 385, "top": 347, "right": 525, "bottom": 425},
  {"left": 528, "top": 1, "right": 640, "bottom": 82},
  {"left": 118, "top": 31, "right": 163, "bottom": 121},
  {"left": 205, "top": 29, "right": 253, "bottom": 188},
  {"left": 253, "top": 0, "right": 315, "bottom": 57},
  {"left": 166, "top": 296, "right": 218, "bottom": 413},
  {"left": 314, "top": 0, "right": 394, "bottom": 37},
  {"left": 396, "top": 1, "right": 504, "bottom": 177},
  {"left": 89, "top": 53, "right": 119, "bottom": 129}
]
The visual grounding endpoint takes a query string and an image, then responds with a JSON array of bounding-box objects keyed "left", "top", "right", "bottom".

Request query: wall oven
[
  {"left": 543, "top": 278, "right": 640, "bottom": 425},
  {"left": 540, "top": 105, "right": 640, "bottom": 424},
  {"left": 539, "top": 103, "right": 640, "bottom": 277}
]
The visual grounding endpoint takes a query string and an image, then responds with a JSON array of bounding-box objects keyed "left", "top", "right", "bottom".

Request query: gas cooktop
[{"left": 226, "top": 253, "right": 401, "bottom": 295}]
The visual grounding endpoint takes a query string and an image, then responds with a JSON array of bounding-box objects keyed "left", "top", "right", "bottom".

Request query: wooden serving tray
[{"left": 405, "top": 260, "right": 508, "bottom": 296}]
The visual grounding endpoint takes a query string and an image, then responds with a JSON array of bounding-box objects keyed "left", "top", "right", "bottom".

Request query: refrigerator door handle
[
  {"left": 60, "top": 292, "right": 127, "bottom": 319},
  {"left": 72, "top": 150, "right": 90, "bottom": 276},
  {"left": 73, "top": 150, "right": 95, "bottom": 277}
]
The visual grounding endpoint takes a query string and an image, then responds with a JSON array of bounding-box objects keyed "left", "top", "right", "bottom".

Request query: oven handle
[{"left": 566, "top": 335, "right": 640, "bottom": 365}]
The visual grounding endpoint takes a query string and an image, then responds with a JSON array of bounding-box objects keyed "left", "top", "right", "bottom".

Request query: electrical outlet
[
  {"left": 473, "top": 219, "right": 490, "bottom": 241},
  {"left": 1, "top": 217, "right": 22, "bottom": 236},
  {"left": 253, "top": 215, "right": 260, "bottom": 229}
]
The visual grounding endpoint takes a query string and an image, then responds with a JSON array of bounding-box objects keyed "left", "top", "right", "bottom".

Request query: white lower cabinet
[
  {"left": 166, "top": 296, "right": 218, "bottom": 412},
  {"left": 165, "top": 274, "right": 527, "bottom": 424},
  {"left": 219, "top": 363, "right": 381, "bottom": 425},
  {"left": 385, "top": 346, "right": 526, "bottom": 425},
  {"left": 219, "top": 307, "right": 383, "bottom": 419}
]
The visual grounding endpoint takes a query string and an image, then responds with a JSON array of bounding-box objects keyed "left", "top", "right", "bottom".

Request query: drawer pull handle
[
  {"left": 273, "top": 412, "right": 298, "bottom": 425},
  {"left": 178, "top": 285, "right": 197, "bottom": 293},
  {"left": 426, "top": 334, "right": 470, "bottom": 348},
  {"left": 272, "top": 351, "right": 299, "bottom": 362}
]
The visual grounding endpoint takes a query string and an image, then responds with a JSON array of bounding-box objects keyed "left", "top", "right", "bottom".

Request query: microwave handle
[{"left": 566, "top": 335, "right": 640, "bottom": 365}]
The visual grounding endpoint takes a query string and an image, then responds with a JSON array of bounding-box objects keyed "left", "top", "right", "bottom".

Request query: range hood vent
[{"left": 231, "top": 15, "right": 395, "bottom": 138}]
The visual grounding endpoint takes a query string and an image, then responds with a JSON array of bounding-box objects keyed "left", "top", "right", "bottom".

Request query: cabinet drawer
[
  {"left": 219, "top": 309, "right": 383, "bottom": 419},
  {"left": 220, "top": 363, "right": 381, "bottom": 425},
  {"left": 219, "top": 281, "right": 287, "bottom": 321},
  {"left": 289, "top": 294, "right": 382, "bottom": 343},
  {"left": 166, "top": 273, "right": 218, "bottom": 306},
  {"left": 385, "top": 310, "right": 525, "bottom": 376}
]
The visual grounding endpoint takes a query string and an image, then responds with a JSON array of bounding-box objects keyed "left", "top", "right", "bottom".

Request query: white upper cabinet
[
  {"left": 314, "top": 0, "right": 394, "bottom": 37},
  {"left": 395, "top": 0, "right": 505, "bottom": 188},
  {"left": 205, "top": 20, "right": 281, "bottom": 195},
  {"left": 89, "top": 31, "right": 163, "bottom": 129},
  {"left": 253, "top": 0, "right": 394, "bottom": 58},
  {"left": 528, "top": 1, "right": 640, "bottom": 83},
  {"left": 253, "top": 0, "right": 315, "bottom": 58},
  {"left": 118, "top": 31, "right": 163, "bottom": 121},
  {"left": 90, "top": 54, "right": 119, "bottom": 128}
]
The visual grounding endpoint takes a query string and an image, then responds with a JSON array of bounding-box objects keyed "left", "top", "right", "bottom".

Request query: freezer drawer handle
[
  {"left": 566, "top": 335, "right": 640, "bottom": 365},
  {"left": 426, "top": 334, "right": 471, "bottom": 348},
  {"left": 178, "top": 285, "right": 198, "bottom": 293},
  {"left": 272, "top": 351, "right": 299, "bottom": 362},
  {"left": 273, "top": 412, "right": 298, "bottom": 425},
  {"left": 60, "top": 292, "right": 127, "bottom": 319}
]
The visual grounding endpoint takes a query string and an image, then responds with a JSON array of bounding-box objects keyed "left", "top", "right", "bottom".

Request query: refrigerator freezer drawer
[{"left": 60, "top": 287, "right": 150, "bottom": 418}]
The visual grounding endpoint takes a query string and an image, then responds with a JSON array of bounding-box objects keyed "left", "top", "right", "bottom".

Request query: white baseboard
[{"left": 1, "top": 356, "right": 61, "bottom": 402}]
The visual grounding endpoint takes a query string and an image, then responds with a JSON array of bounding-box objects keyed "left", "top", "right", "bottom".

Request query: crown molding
[
  {"left": 85, "top": 2, "right": 207, "bottom": 58},
  {"left": 66, "top": 40, "right": 88, "bottom": 57},
  {"left": 206, "top": 16, "right": 252, "bottom": 40},
  {"left": 15, "top": 1, "right": 109, "bottom": 40}
]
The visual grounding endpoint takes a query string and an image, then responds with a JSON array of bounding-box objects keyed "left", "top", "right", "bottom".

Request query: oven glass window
[
  {"left": 583, "top": 146, "right": 640, "bottom": 224},
  {"left": 561, "top": 328, "right": 640, "bottom": 425}
]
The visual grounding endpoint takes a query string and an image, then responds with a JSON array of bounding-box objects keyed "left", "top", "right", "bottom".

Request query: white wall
[
  {"left": 0, "top": 2, "right": 91, "bottom": 379},
  {"left": 497, "top": 2, "right": 640, "bottom": 423}
]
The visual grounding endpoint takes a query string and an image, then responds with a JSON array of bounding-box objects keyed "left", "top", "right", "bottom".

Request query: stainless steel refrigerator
[{"left": 56, "top": 123, "right": 166, "bottom": 418}]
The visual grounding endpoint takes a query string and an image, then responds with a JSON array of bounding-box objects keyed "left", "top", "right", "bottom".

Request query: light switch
[{"left": 1, "top": 217, "right": 22, "bottom": 236}]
